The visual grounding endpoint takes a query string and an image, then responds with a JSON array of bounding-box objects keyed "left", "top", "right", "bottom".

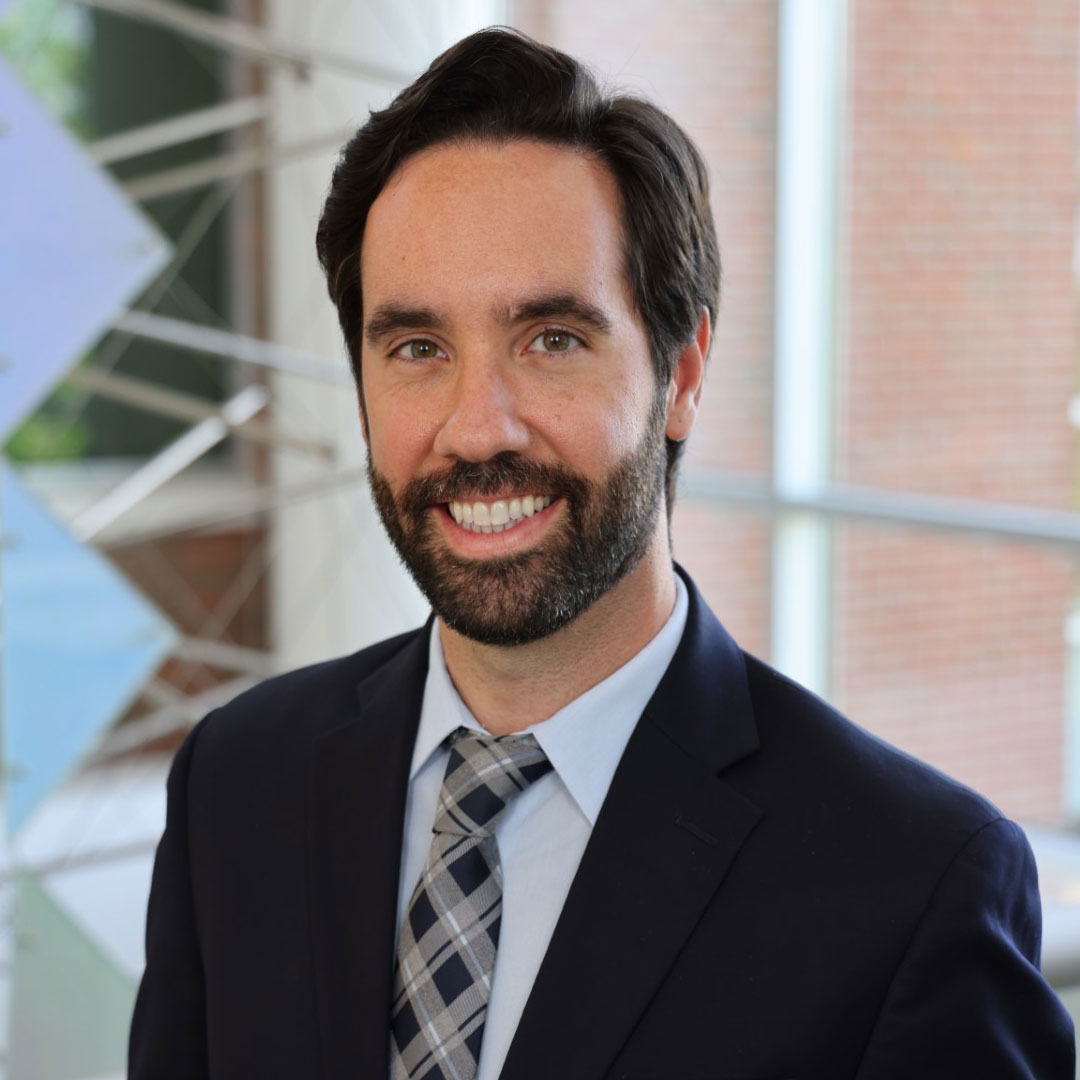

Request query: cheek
[
  {"left": 368, "top": 420, "right": 425, "bottom": 480},
  {"left": 543, "top": 400, "right": 647, "bottom": 469},
  {"left": 368, "top": 400, "right": 463, "bottom": 491},
  {"left": 363, "top": 378, "right": 438, "bottom": 476}
]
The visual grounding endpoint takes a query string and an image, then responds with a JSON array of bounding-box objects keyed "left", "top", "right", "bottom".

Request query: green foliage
[
  {"left": 3, "top": 382, "right": 92, "bottom": 462},
  {"left": 0, "top": 0, "right": 93, "bottom": 138}
]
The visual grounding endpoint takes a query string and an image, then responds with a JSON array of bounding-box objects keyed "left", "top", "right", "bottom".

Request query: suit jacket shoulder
[
  {"left": 740, "top": 649, "right": 1005, "bottom": 856},
  {"left": 189, "top": 623, "right": 429, "bottom": 769}
]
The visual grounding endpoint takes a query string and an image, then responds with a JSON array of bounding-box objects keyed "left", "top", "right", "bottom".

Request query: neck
[{"left": 438, "top": 531, "right": 677, "bottom": 735}]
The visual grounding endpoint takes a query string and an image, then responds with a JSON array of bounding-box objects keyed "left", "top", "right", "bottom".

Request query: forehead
[{"left": 360, "top": 139, "right": 628, "bottom": 311}]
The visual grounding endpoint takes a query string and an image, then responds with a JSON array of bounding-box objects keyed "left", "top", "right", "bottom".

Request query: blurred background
[{"left": 3, "top": 0, "right": 1080, "bottom": 1075}]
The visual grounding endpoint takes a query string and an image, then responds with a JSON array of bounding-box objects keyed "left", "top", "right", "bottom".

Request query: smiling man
[
  {"left": 361, "top": 137, "right": 697, "bottom": 692},
  {"left": 129, "top": 28, "right": 1073, "bottom": 1080}
]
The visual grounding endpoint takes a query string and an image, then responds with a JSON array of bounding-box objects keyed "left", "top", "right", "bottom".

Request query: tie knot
[{"left": 433, "top": 728, "right": 552, "bottom": 837}]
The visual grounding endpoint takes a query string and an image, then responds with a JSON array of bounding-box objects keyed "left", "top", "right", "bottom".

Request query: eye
[
  {"left": 392, "top": 338, "right": 447, "bottom": 362},
  {"left": 526, "top": 328, "right": 583, "bottom": 354}
]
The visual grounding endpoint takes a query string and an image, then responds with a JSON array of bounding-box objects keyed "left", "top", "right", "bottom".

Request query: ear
[{"left": 665, "top": 307, "right": 709, "bottom": 442}]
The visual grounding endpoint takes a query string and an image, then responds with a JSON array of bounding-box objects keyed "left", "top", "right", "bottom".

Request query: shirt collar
[
  {"left": 412, "top": 574, "right": 689, "bottom": 826},
  {"left": 411, "top": 626, "right": 485, "bottom": 781}
]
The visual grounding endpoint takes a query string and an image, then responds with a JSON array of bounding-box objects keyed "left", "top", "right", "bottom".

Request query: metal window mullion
[{"left": 771, "top": 0, "right": 848, "bottom": 695}]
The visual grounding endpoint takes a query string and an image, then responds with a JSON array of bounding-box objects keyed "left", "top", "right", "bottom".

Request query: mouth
[{"left": 443, "top": 494, "right": 556, "bottom": 535}]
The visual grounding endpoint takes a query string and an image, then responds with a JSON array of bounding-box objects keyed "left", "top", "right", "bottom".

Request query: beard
[{"left": 367, "top": 397, "right": 668, "bottom": 647}]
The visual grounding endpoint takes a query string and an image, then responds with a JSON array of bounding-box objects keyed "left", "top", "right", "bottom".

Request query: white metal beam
[
  {"left": 98, "top": 465, "right": 370, "bottom": 548},
  {"left": 89, "top": 96, "right": 269, "bottom": 165},
  {"left": 73, "top": 0, "right": 412, "bottom": 84},
  {"left": 172, "top": 636, "right": 274, "bottom": 675},
  {"left": 682, "top": 470, "right": 1080, "bottom": 552},
  {"left": 122, "top": 125, "right": 359, "bottom": 202},
  {"left": 66, "top": 367, "right": 333, "bottom": 459},
  {"left": 114, "top": 310, "right": 350, "bottom": 384},
  {"left": 71, "top": 384, "right": 270, "bottom": 541}
]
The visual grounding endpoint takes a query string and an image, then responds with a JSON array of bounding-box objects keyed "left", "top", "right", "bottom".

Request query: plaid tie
[{"left": 390, "top": 727, "right": 552, "bottom": 1080}]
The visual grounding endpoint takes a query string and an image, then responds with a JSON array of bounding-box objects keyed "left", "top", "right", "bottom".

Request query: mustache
[{"left": 397, "top": 452, "right": 589, "bottom": 516}]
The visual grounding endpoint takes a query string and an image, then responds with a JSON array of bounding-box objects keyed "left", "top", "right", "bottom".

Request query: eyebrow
[
  {"left": 505, "top": 292, "right": 615, "bottom": 337},
  {"left": 364, "top": 291, "right": 615, "bottom": 347},
  {"left": 364, "top": 304, "right": 446, "bottom": 346}
]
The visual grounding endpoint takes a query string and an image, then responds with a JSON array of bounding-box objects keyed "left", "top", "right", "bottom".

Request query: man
[{"left": 129, "top": 27, "right": 1074, "bottom": 1080}]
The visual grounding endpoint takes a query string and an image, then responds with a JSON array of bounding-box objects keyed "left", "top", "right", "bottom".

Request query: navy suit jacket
[{"left": 129, "top": 570, "right": 1074, "bottom": 1078}]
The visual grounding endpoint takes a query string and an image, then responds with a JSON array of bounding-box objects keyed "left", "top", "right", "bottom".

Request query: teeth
[{"left": 448, "top": 495, "right": 552, "bottom": 533}]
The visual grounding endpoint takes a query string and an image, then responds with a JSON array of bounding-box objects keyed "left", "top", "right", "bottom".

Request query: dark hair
[{"left": 316, "top": 27, "right": 720, "bottom": 512}]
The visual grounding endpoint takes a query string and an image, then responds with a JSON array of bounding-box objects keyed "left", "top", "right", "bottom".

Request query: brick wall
[
  {"left": 515, "top": 0, "right": 1079, "bottom": 822},
  {"left": 836, "top": 0, "right": 1079, "bottom": 822}
]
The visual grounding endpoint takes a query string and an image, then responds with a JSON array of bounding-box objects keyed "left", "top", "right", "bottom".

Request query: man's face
[{"left": 360, "top": 139, "right": 671, "bottom": 646}]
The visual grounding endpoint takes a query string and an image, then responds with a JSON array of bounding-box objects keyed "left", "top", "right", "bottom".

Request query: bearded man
[{"left": 129, "top": 27, "right": 1074, "bottom": 1080}]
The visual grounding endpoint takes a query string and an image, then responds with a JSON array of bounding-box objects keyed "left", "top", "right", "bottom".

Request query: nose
[{"left": 431, "top": 355, "right": 531, "bottom": 463}]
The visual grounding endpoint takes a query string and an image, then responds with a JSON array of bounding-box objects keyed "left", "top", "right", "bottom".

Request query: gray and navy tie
[{"left": 390, "top": 727, "right": 552, "bottom": 1080}]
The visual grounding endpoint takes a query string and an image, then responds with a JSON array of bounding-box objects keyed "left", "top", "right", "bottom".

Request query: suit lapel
[
  {"left": 308, "top": 625, "right": 430, "bottom": 1080},
  {"left": 500, "top": 574, "right": 762, "bottom": 1080}
]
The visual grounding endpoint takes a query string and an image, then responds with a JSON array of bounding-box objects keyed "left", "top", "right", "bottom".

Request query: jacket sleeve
[
  {"left": 128, "top": 717, "right": 211, "bottom": 1079},
  {"left": 854, "top": 817, "right": 1075, "bottom": 1079}
]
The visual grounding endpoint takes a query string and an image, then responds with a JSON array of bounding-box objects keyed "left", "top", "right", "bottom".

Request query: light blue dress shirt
[{"left": 396, "top": 574, "right": 689, "bottom": 1080}]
